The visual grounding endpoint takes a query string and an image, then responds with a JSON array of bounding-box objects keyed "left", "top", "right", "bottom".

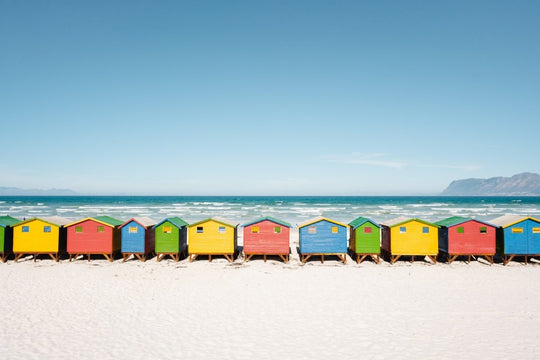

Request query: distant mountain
[
  {"left": 441, "top": 173, "right": 540, "bottom": 196},
  {"left": 0, "top": 187, "right": 77, "bottom": 196}
]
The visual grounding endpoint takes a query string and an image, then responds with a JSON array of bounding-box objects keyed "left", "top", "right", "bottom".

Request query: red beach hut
[
  {"left": 242, "top": 217, "right": 291, "bottom": 263},
  {"left": 435, "top": 216, "right": 497, "bottom": 264},
  {"left": 65, "top": 216, "right": 123, "bottom": 262}
]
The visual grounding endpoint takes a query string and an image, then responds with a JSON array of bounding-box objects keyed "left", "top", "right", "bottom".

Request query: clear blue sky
[{"left": 1, "top": 0, "right": 539, "bottom": 195}]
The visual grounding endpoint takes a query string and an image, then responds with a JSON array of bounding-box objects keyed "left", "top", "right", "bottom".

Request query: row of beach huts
[{"left": 0, "top": 214, "right": 539, "bottom": 265}]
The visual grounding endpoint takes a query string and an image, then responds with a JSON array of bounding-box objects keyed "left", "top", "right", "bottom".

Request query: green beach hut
[
  {"left": 0, "top": 215, "right": 20, "bottom": 262},
  {"left": 348, "top": 217, "right": 381, "bottom": 263},
  {"left": 153, "top": 217, "right": 189, "bottom": 262}
]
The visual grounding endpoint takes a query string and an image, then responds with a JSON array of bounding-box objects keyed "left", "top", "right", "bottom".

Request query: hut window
[
  {"left": 479, "top": 227, "right": 487, "bottom": 234},
  {"left": 22, "top": 226, "right": 30, "bottom": 233},
  {"left": 422, "top": 227, "right": 429, "bottom": 234},
  {"left": 75, "top": 226, "right": 83, "bottom": 233},
  {"left": 308, "top": 226, "right": 317, "bottom": 234},
  {"left": 97, "top": 226, "right": 105, "bottom": 233},
  {"left": 129, "top": 226, "right": 138, "bottom": 233},
  {"left": 218, "top": 226, "right": 226, "bottom": 234},
  {"left": 251, "top": 226, "right": 259, "bottom": 233},
  {"left": 43, "top": 226, "right": 52, "bottom": 233},
  {"left": 512, "top": 227, "right": 523, "bottom": 234},
  {"left": 331, "top": 226, "right": 338, "bottom": 233},
  {"left": 163, "top": 226, "right": 172, "bottom": 234},
  {"left": 196, "top": 226, "right": 204, "bottom": 233},
  {"left": 457, "top": 227, "right": 464, "bottom": 234},
  {"left": 399, "top": 226, "right": 406, "bottom": 233},
  {"left": 364, "top": 227, "right": 372, "bottom": 233},
  {"left": 274, "top": 226, "right": 281, "bottom": 233},
  {"left": 533, "top": 227, "right": 540, "bottom": 234}
]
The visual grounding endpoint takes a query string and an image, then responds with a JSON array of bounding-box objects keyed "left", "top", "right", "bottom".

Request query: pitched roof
[
  {"left": 434, "top": 216, "right": 470, "bottom": 227},
  {"left": 15, "top": 216, "right": 72, "bottom": 227},
  {"left": 0, "top": 215, "right": 20, "bottom": 227},
  {"left": 348, "top": 216, "right": 381, "bottom": 229},
  {"left": 65, "top": 217, "right": 121, "bottom": 228},
  {"left": 435, "top": 216, "right": 496, "bottom": 228},
  {"left": 298, "top": 217, "right": 347, "bottom": 229},
  {"left": 242, "top": 216, "right": 292, "bottom": 228},
  {"left": 152, "top": 217, "right": 189, "bottom": 229},
  {"left": 380, "top": 217, "right": 439, "bottom": 228},
  {"left": 120, "top": 217, "right": 157, "bottom": 229},
  {"left": 94, "top": 215, "right": 124, "bottom": 227},
  {"left": 489, "top": 215, "right": 540, "bottom": 228},
  {"left": 188, "top": 217, "right": 238, "bottom": 228}
]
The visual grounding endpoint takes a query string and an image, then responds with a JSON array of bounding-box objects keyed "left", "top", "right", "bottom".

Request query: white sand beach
[{"left": 2, "top": 247, "right": 540, "bottom": 360}]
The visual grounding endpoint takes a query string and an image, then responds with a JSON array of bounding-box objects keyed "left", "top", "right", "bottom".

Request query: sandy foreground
[{"left": 1, "top": 251, "right": 539, "bottom": 360}]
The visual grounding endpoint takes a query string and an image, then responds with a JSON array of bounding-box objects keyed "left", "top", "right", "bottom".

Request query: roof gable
[
  {"left": 14, "top": 216, "right": 71, "bottom": 228},
  {"left": 94, "top": 215, "right": 124, "bottom": 227},
  {"left": 435, "top": 216, "right": 495, "bottom": 228},
  {"left": 152, "top": 217, "right": 189, "bottom": 229},
  {"left": 349, "top": 216, "right": 381, "bottom": 229},
  {"left": 189, "top": 217, "right": 237, "bottom": 228},
  {"left": 489, "top": 215, "right": 540, "bottom": 228},
  {"left": 120, "top": 217, "right": 157, "bottom": 229},
  {"left": 65, "top": 217, "right": 120, "bottom": 228},
  {"left": 242, "top": 216, "right": 292, "bottom": 228},
  {"left": 381, "top": 217, "right": 439, "bottom": 228},
  {"left": 298, "top": 217, "right": 347, "bottom": 229}
]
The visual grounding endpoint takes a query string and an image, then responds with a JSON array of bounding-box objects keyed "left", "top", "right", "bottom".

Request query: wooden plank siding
[
  {"left": 153, "top": 217, "right": 188, "bottom": 255},
  {"left": 299, "top": 218, "right": 348, "bottom": 254},
  {"left": 120, "top": 218, "right": 156, "bottom": 255},
  {"left": 12, "top": 217, "right": 69, "bottom": 261},
  {"left": 243, "top": 217, "right": 291, "bottom": 259},
  {"left": 65, "top": 216, "right": 123, "bottom": 260},
  {"left": 349, "top": 217, "right": 381, "bottom": 254},
  {"left": 492, "top": 216, "right": 540, "bottom": 255},
  {"left": 188, "top": 218, "right": 238, "bottom": 261},
  {"left": 381, "top": 217, "right": 439, "bottom": 263},
  {"left": 436, "top": 217, "right": 496, "bottom": 255}
]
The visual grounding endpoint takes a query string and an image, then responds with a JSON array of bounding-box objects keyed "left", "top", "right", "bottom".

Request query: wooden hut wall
[
  {"left": 243, "top": 219, "right": 290, "bottom": 255},
  {"left": 389, "top": 221, "right": 438, "bottom": 256},
  {"left": 299, "top": 220, "right": 347, "bottom": 254},
  {"left": 352, "top": 221, "right": 380, "bottom": 254},
  {"left": 66, "top": 219, "right": 118, "bottom": 254},
  {"left": 188, "top": 220, "right": 237, "bottom": 254},
  {"left": 497, "top": 219, "right": 540, "bottom": 255},
  {"left": 121, "top": 221, "right": 155, "bottom": 254},
  {"left": 13, "top": 219, "right": 64, "bottom": 253},
  {"left": 446, "top": 220, "right": 496, "bottom": 254},
  {"left": 154, "top": 220, "right": 187, "bottom": 254}
]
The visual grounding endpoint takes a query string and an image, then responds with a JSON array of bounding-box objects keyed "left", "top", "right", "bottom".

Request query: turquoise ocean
[{"left": 1, "top": 196, "right": 540, "bottom": 225}]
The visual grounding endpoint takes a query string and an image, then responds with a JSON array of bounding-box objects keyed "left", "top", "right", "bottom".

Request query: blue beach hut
[
  {"left": 298, "top": 217, "right": 348, "bottom": 263},
  {"left": 120, "top": 217, "right": 157, "bottom": 261},
  {"left": 490, "top": 215, "right": 540, "bottom": 265}
]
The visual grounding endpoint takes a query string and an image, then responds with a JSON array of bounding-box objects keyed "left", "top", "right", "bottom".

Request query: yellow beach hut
[
  {"left": 188, "top": 217, "right": 238, "bottom": 262},
  {"left": 380, "top": 216, "right": 439, "bottom": 264},
  {"left": 13, "top": 216, "right": 71, "bottom": 262}
]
